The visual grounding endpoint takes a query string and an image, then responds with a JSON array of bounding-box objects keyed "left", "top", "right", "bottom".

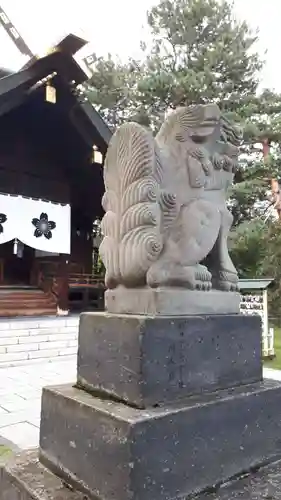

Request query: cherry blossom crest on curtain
[{"left": 0, "top": 194, "right": 71, "bottom": 254}]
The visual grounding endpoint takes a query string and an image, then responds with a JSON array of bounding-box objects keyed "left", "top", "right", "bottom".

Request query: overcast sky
[{"left": 0, "top": 0, "right": 279, "bottom": 91}]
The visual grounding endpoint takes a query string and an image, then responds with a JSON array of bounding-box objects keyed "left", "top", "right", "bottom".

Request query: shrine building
[{"left": 0, "top": 34, "right": 111, "bottom": 317}]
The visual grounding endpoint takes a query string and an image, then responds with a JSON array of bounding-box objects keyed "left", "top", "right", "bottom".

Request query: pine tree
[
  {"left": 86, "top": 0, "right": 281, "bottom": 228},
  {"left": 137, "top": 0, "right": 262, "bottom": 125},
  {"left": 86, "top": 0, "right": 263, "bottom": 128},
  {"left": 85, "top": 55, "right": 147, "bottom": 128}
]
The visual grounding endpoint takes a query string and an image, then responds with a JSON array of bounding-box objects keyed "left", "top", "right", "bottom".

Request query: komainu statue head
[{"left": 99, "top": 104, "right": 242, "bottom": 297}]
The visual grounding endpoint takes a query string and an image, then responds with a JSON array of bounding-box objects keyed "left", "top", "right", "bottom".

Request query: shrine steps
[
  {"left": 0, "top": 287, "right": 57, "bottom": 317},
  {"left": 0, "top": 315, "right": 79, "bottom": 367}
]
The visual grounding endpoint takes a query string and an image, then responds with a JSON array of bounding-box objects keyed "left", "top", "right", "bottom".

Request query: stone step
[
  {"left": 0, "top": 288, "right": 57, "bottom": 318},
  {"left": 0, "top": 316, "right": 79, "bottom": 366},
  {"left": 4, "top": 337, "right": 77, "bottom": 353},
  {"left": 0, "top": 293, "right": 54, "bottom": 304},
  {"left": 0, "top": 301, "right": 56, "bottom": 308},
  {"left": 0, "top": 326, "right": 78, "bottom": 338},
  {"left": 0, "top": 287, "right": 38, "bottom": 295},
  {"left": 0, "top": 353, "right": 76, "bottom": 368},
  {"left": 0, "top": 331, "right": 78, "bottom": 346},
  {"left": 0, "top": 316, "right": 79, "bottom": 332},
  {"left": 0, "top": 307, "right": 56, "bottom": 317},
  {"left": 0, "top": 287, "right": 54, "bottom": 295},
  {"left": 0, "top": 346, "right": 78, "bottom": 366},
  {"left": 0, "top": 450, "right": 86, "bottom": 500},
  {"left": 0, "top": 302, "right": 56, "bottom": 309},
  {"left": 0, "top": 293, "right": 55, "bottom": 301},
  {"left": 2, "top": 449, "right": 281, "bottom": 500}
]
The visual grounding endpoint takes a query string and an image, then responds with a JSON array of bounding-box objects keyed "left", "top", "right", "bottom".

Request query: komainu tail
[{"left": 100, "top": 122, "right": 163, "bottom": 288}]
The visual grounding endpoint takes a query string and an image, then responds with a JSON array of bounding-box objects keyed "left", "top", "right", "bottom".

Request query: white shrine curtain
[{"left": 0, "top": 194, "right": 71, "bottom": 254}]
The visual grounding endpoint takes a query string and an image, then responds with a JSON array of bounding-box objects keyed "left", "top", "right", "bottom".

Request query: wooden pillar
[
  {"left": 262, "top": 288, "right": 269, "bottom": 357},
  {"left": 263, "top": 138, "right": 281, "bottom": 220},
  {"left": 57, "top": 254, "right": 69, "bottom": 314}
]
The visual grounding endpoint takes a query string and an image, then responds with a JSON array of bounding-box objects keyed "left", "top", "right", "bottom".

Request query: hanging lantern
[
  {"left": 93, "top": 218, "right": 102, "bottom": 237},
  {"left": 45, "top": 81, "right": 56, "bottom": 104},
  {"left": 13, "top": 239, "right": 24, "bottom": 258},
  {"left": 93, "top": 218, "right": 102, "bottom": 248},
  {"left": 13, "top": 238, "right": 18, "bottom": 255},
  {"left": 92, "top": 146, "right": 103, "bottom": 164}
]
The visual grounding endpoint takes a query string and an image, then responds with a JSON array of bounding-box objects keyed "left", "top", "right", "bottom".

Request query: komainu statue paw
[
  {"left": 147, "top": 262, "right": 212, "bottom": 290},
  {"left": 194, "top": 264, "right": 212, "bottom": 291},
  {"left": 212, "top": 270, "right": 239, "bottom": 292}
]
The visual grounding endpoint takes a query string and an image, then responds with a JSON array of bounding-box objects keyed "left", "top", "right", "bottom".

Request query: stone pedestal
[
  {"left": 39, "top": 380, "right": 281, "bottom": 500},
  {"left": 38, "top": 312, "right": 281, "bottom": 500},
  {"left": 105, "top": 288, "right": 241, "bottom": 315},
  {"left": 77, "top": 312, "right": 262, "bottom": 407},
  {"left": 2, "top": 311, "right": 281, "bottom": 500}
]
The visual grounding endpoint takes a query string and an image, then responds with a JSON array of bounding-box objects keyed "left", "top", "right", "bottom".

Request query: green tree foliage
[
  {"left": 86, "top": 0, "right": 264, "bottom": 129},
  {"left": 229, "top": 219, "right": 267, "bottom": 278},
  {"left": 230, "top": 219, "right": 281, "bottom": 319},
  {"left": 86, "top": 0, "right": 281, "bottom": 298},
  {"left": 86, "top": 0, "right": 281, "bottom": 223},
  {"left": 85, "top": 55, "right": 145, "bottom": 128},
  {"left": 138, "top": 0, "right": 262, "bottom": 121},
  {"left": 231, "top": 90, "right": 281, "bottom": 226}
]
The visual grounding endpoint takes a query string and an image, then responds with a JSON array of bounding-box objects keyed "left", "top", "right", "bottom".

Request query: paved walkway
[
  {"left": 0, "top": 357, "right": 76, "bottom": 449},
  {"left": 0, "top": 362, "right": 279, "bottom": 450}
]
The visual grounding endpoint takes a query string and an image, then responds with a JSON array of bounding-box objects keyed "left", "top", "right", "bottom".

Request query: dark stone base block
[
  {"left": 40, "top": 381, "right": 281, "bottom": 500},
  {"left": 0, "top": 450, "right": 86, "bottom": 500},
  {"left": 3, "top": 451, "right": 281, "bottom": 500},
  {"left": 203, "top": 459, "right": 281, "bottom": 500},
  {"left": 77, "top": 312, "right": 262, "bottom": 407}
]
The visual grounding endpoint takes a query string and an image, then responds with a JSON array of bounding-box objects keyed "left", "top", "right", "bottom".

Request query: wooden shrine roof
[
  {"left": 0, "top": 34, "right": 112, "bottom": 154},
  {"left": 0, "top": 68, "right": 12, "bottom": 79}
]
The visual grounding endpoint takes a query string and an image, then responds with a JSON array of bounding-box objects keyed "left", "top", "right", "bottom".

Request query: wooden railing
[
  {"left": 36, "top": 268, "right": 105, "bottom": 311},
  {"left": 68, "top": 273, "right": 105, "bottom": 311},
  {"left": 68, "top": 273, "right": 105, "bottom": 288}
]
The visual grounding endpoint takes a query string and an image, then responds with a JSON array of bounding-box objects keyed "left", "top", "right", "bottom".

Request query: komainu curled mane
[{"left": 100, "top": 103, "right": 242, "bottom": 292}]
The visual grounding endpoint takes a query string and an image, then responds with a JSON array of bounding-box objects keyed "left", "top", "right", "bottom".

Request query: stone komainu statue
[{"left": 99, "top": 104, "right": 242, "bottom": 292}]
